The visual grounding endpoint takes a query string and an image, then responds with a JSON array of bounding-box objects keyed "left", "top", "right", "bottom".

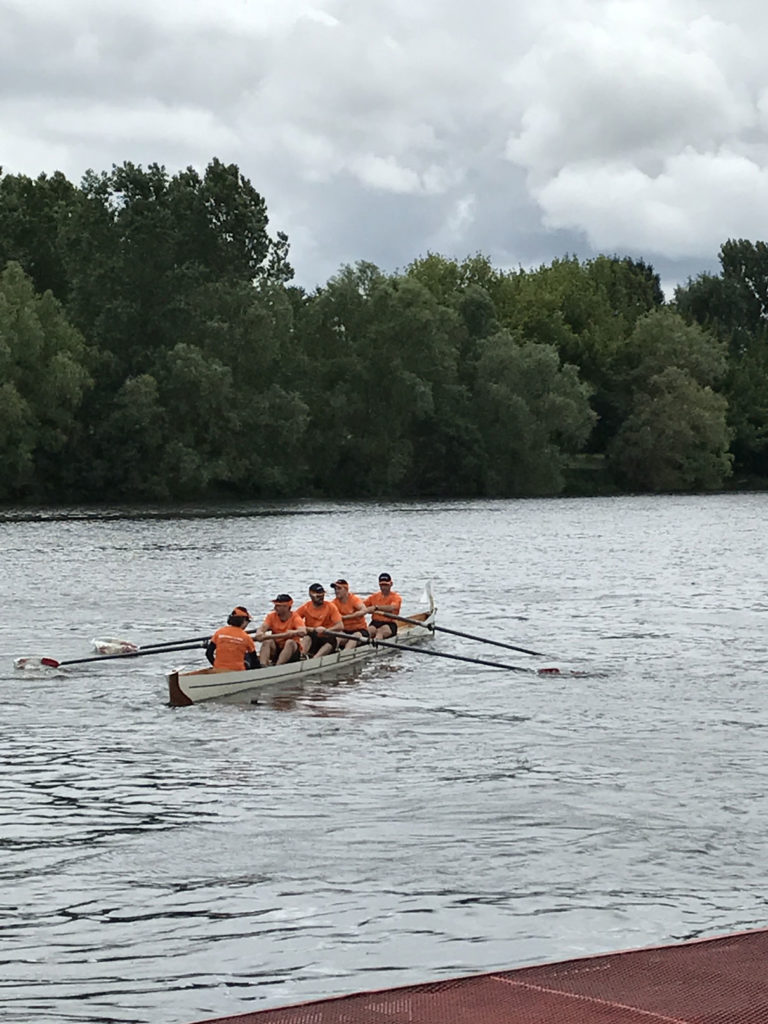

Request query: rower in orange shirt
[
  {"left": 296, "top": 583, "right": 343, "bottom": 658},
  {"left": 364, "top": 572, "right": 402, "bottom": 640},
  {"left": 255, "top": 594, "right": 307, "bottom": 666},
  {"left": 330, "top": 579, "right": 368, "bottom": 649},
  {"left": 205, "top": 606, "right": 258, "bottom": 671}
]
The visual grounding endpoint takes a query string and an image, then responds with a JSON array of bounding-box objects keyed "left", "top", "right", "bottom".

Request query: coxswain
[{"left": 205, "top": 606, "right": 258, "bottom": 671}]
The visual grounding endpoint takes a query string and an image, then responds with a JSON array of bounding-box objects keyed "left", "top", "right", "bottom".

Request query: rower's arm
[{"left": 341, "top": 605, "right": 365, "bottom": 621}]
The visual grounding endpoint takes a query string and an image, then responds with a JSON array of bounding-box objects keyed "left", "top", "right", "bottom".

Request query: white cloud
[
  {"left": 2, "top": 0, "right": 336, "bottom": 34},
  {"left": 445, "top": 194, "right": 476, "bottom": 237},
  {"left": 2, "top": 0, "right": 768, "bottom": 287},
  {"left": 503, "top": 0, "right": 768, "bottom": 270},
  {"left": 537, "top": 148, "right": 768, "bottom": 257},
  {"left": 41, "top": 101, "right": 238, "bottom": 151}
]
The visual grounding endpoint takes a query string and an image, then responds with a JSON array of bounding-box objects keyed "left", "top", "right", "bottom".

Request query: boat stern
[{"left": 167, "top": 670, "right": 194, "bottom": 707}]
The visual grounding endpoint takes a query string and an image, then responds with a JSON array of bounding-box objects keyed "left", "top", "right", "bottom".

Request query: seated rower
[
  {"left": 364, "top": 572, "right": 402, "bottom": 640},
  {"left": 255, "top": 594, "right": 307, "bottom": 666},
  {"left": 206, "top": 606, "right": 258, "bottom": 671},
  {"left": 297, "top": 583, "right": 343, "bottom": 658},
  {"left": 330, "top": 579, "right": 368, "bottom": 648}
]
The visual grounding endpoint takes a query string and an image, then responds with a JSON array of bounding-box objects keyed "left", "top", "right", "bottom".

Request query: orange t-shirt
[
  {"left": 364, "top": 590, "right": 402, "bottom": 623},
  {"left": 332, "top": 592, "right": 368, "bottom": 632},
  {"left": 261, "top": 610, "right": 306, "bottom": 648},
  {"left": 296, "top": 600, "right": 343, "bottom": 631},
  {"left": 209, "top": 625, "right": 256, "bottom": 671}
]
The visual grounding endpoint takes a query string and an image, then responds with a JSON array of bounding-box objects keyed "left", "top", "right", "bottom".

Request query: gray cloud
[{"left": 1, "top": 0, "right": 766, "bottom": 291}]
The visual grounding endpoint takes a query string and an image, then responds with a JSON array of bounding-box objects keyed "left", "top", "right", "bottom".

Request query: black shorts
[
  {"left": 268, "top": 644, "right": 301, "bottom": 665},
  {"left": 370, "top": 619, "right": 398, "bottom": 635},
  {"left": 307, "top": 631, "right": 339, "bottom": 656}
]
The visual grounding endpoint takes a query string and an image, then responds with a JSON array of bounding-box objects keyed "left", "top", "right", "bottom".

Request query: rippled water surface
[{"left": 2, "top": 495, "right": 768, "bottom": 1023}]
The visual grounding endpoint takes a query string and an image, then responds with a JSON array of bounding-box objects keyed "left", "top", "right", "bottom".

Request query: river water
[{"left": 2, "top": 495, "right": 768, "bottom": 1024}]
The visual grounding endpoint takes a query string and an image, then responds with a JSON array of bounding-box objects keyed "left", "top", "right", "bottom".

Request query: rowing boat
[{"left": 167, "top": 588, "right": 436, "bottom": 707}]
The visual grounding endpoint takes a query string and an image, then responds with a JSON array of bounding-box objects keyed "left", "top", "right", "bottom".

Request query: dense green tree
[
  {"left": 722, "top": 344, "right": 768, "bottom": 478},
  {"left": 718, "top": 239, "right": 768, "bottom": 331},
  {"left": 294, "top": 263, "right": 476, "bottom": 496},
  {"left": 402, "top": 254, "right": 501, "bottom": 382},
  {"left": 605, "top": 309, "right": 731, "bottom": 491},
  {"left": 0, "top": 169, "right": 77, "bottom": 300},
  {"left": 610, "top": 307, "right": 727, "bottom": 391},
  {"left": 585, "top": 255, "right": 664, "bottom": 330},
  {"left": 0, "top": 262, "right": 92, "bottom": 499},
  {"left": 473, "top": 331, "right": 596, "bottom": 494},
  {"left": 674, "top": 272, "right": 754, "bottom": 353},
  {"left": 406, "top": 252, "right": 501, "bottom": 305},
  {"left": 60, "top": 159, "right": 292, "bottom": 382},
  {"left": 8, "top": 164, "right": 768, "bottom": 503},
  {"left": 493, "top": 258, "right": 622, "bottom": 387},
  {"left": 93, "top": 374, "right": 169, "bottom": 499},
  {"left": 675, "top": 241, "right": 768, "bottom": 477},
  {"left": 608, "top": 367, "right": 732, "bottom": 491}
]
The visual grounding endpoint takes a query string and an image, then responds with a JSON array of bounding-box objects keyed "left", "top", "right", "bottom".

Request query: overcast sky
[{"left": 2, "top": 0, "right": 767, "bottom": 293}]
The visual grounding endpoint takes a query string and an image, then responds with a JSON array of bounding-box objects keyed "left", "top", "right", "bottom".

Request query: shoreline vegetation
[{"left": 2, "top": 158, "right": 767, "bottom": 504}]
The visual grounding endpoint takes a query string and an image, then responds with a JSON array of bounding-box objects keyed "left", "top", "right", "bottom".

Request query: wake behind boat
[{"left": 167, "top": 589, "right": 437, "bottom": 707}]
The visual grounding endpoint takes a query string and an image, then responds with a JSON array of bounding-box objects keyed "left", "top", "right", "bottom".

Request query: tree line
[{"left": 0, "top": 158, "right": 765, "bottom": 503}]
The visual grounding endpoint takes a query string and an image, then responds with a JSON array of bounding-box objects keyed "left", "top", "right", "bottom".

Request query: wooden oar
[
  {"left": 334, "top": 631, "right": 555, "bottom": 674},
  {"left": 385, "top": 612, "right": 545, "bottom": 656},
  {"left": 39, "top": 640, "right": 207, "bottom": 669}
]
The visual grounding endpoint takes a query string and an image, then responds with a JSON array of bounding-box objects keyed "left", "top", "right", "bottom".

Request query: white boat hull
[{"left": 167, "top": 598, "right": 436, "bottom": 707}]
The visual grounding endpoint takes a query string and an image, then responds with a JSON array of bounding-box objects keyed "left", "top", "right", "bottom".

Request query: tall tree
[
  {"left": 60, "top": 159, "right": 293, "bottom": 382},
  {"left": 294, "top": 263, "right": 472, "bottom": 496},
  {"left": 473, "top": 331, "right": 596, "bottom": 495},
  {"left": 608, "top": 367, "right": 732, "bottom": 491},
  {"left": 0, "top": 169, "right": 78, "bottom": 300},
  {"left": 0, "top": 262, "right": 92, "bottom": 499},
  {"left": 676, "top": 240, "right": 768, "bottom": 478},
  {"left": 606, "top": 309, "right": 732, "bottom": 491}
]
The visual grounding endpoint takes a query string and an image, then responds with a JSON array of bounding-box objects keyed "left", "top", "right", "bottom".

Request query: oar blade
[
  {"left": 91, "top": 637, "right": 139, "bottom": 655},
  {"left": 13, "top": 655, "right": 61, "bottom": 670}
]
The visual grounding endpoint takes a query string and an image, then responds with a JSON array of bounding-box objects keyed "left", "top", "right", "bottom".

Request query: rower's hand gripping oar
[
  {"left": 384, "top": 612, "right": 545, "bottom": 657},
  {"left": 334, "top": 631, "right": 558, "bottom": 675}
]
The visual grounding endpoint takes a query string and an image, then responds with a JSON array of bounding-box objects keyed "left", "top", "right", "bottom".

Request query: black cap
[
  {"left": 272, "top": 594, "right": 292, "bottom": 604},
  {"left": 309, "top": 583, "right": 325, "bottom": 593},
  {"left": 378, "top": 572, "right": 393, "bottom": 583},
  {"left": 331, "top": 579, "right": 348, "bottom": 588}
]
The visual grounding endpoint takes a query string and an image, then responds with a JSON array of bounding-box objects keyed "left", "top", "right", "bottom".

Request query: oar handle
[{"left": 137, "top": 634, "right": 212, "bottom": 650}]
